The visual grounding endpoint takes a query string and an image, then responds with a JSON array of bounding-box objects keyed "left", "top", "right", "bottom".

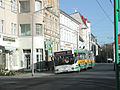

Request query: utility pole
[{"left": 114, "top": 0, "right": 119, "bottom": 90}]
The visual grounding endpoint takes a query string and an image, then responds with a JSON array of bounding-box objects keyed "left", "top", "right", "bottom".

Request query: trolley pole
[{"left": 114, "top": 0, "right": 119, "bottom": 90}]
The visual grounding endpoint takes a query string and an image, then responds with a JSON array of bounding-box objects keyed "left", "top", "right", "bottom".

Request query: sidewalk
[{"left": 0, "top": 72, "right": 55, "bottom": 79}]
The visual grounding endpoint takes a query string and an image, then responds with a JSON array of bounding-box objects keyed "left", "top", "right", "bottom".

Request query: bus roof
[{"left": 74, "top": 50, "right": 93, "bottom": 53}]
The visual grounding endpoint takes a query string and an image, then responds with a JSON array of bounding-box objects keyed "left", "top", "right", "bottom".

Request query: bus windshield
[
  {"left": 54, "top": 50, "right": 74, "bottom": 66},
  {"left": 54, "top": 56, "right": 74, "bottom": 66}
]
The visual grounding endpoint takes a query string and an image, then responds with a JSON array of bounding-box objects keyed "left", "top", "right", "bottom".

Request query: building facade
[
  {"left": 90, "top": 33, "right": 98, "bottom": 56},
  {"left": 0, "top": 0, "right": 18, "bottom": 70},
  {"left": 43, "top": 0, "right": 60, "bottom": 62},
  {"left": 82, "top": 18, "right": 91, "bottom": 51},
  {"left": 0, "top": 0, "right": 60, "bottom": 71},
  {"left": 0, "top": 0, "right": 99, "bottom": 71},
  {"left": 17, "top": 0, "right": 45, "bottom": 71},
  {"left": 70, "top": 12, "right": 91, "bottom": 51},
  {"left": 60, "top": 10, "right": 80, "bottom": 51}
]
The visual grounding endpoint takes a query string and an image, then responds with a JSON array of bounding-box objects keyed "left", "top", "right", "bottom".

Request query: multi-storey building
[
  {"left": 43, "top": 0, "right": 60, "bottom": 61},
  {"left": 90, "top": 33, "right": 98, "bottom": 56},
  {"left": 0, "top": 0, "right": 59, "bottom": 71},
  {"left": 60, "top": 10, "right": 80, "bottom": 51},
  {"left": 70, "top": 12, "right": 91, "bottom": 51},
  {"left": 0, "top": 0, "right": 18, "bottom": 70},
  {"left": 17, "top": 0, "right": 45, "bottom": 71},
  {"left": 81, "top": 16, "right": 91, "bottom": 51}
]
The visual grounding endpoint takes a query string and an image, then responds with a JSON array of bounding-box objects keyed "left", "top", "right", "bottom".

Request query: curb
[{"left": 0, "top": 73, "right": 55, "bottom": 80}]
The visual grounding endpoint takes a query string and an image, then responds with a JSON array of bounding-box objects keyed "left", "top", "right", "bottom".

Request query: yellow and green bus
[{"left": 74, "top": 50, "right": 95, "bottom": 71}]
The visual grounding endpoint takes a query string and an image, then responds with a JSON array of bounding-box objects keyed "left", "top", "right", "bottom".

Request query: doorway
[
  {"left": 25, "top": 54, "right": 30, "bottom": 69},
  {"left": 23, "top": 49, "right": 31, "bottom": 69}
]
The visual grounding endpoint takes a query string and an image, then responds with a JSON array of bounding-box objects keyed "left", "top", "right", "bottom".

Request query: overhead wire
[
  {"left": 109, "top": 0, "right": 114, "bottom": 8},
  {"left": 96, "top": 0, "right": 114, "bottom": 25}
]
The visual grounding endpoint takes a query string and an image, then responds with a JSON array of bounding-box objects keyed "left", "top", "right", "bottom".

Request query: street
[{"left": 0, "top": 63, "right": 120, "bottom": 90}]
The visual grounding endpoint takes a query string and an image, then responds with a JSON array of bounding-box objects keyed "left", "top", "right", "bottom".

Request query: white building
[
  {"left": 17, "top": 0, "right": 45, "bottom": 71},
  {"left": 90, "top": 33, "right": 98, "bottom": 56},
  {"left": 0, "top": 0, "right": 60, "bottom": 71},
  {"left": 0, "top": 0, "right": 18, "bottom": 70},
  {"left": 70, "top": 12, "right": 91, "bottom": 51},
  {"left": 60, "top": 10, "right": 80, "bottom": 51},
  {"left": 82, "top": 19, "right": 91, "bottom": 51}
]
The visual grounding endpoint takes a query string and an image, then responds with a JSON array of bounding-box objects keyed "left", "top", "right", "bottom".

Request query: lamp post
[{"left": 32, "top": 6, "right": 52, "bottom": 76}]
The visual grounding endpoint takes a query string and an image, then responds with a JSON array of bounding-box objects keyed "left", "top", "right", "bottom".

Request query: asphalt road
[{"left": 0, "top": 63, "right": 120, "bottom": 90}]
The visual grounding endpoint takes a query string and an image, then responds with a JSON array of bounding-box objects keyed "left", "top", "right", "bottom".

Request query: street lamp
[{"left": 32, "top": 5, "right": 52, "bottom": 76}]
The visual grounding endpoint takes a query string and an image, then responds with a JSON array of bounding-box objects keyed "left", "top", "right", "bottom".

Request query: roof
[
  {"left": 59, "top": 10, "right": 81, "bottom": 25},
  {"left": 81, "top": 15, "right": 87, "bottom": 24},
  {"left": 81, "top": 15, "right": 90, "bottom": 24},
  {"left": 70, "top": 12, "right": 88, "bottom": 28}
]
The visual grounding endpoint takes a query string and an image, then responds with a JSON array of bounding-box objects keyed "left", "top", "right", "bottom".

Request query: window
[
  {"left": 36, "top": 49, "right": 43, "bottom": 69},
  {"left": 36, "top": 55, "right": 39, "bottom": 62},
  {"left": 36, "top": 24, "right": 42, "bottom": 35},
  {"left": 0, "top": 20, "right": 4, "bottom": 33},
  {"left": 36, "top": 49, "right": 43, "bottom": 61},
  {"left": 20, "top": 24, "right": 31, "bottom": 36},
  {"left": 55, "top": 19, "right": 57, "bottom": 29},
  {"left": 0, "top": 0, "right": 4, "bottom": 8},
  {"left": 19, "top": 1, "right": 30, "bottom": 13},
  {"left": 35, "top": 0, "right": 42, "bottom": 12},
  {"left": 11, "top": 0, "right": 17, "bottom": 12},
  {"left": 11, "top": 23, "right": 16, "bottom": 35}
]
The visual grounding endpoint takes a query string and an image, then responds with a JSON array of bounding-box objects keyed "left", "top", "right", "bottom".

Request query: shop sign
[{"left": 65, "top": 44, "right": 71, "bottom": 46}]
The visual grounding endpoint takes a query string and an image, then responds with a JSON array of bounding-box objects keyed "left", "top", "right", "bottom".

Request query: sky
[{"left": 59, "top": 0, "right": 117, "bottom": 46}]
